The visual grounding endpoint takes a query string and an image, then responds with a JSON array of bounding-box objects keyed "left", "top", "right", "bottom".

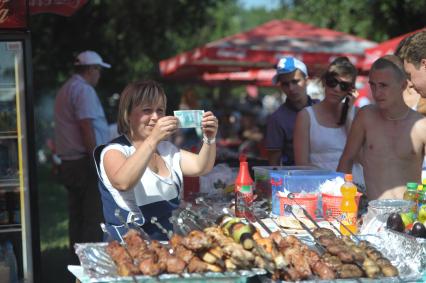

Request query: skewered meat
[
  {"left": 173, "top": 245, "right": 194, "bottom": 263},
  {"left": 165, "top": 255, "right": 186, "bottom": 274},
  {"left": 269, "top": 231, "right": 284, "bottom": 246},
  {"left": 225, "top": 258, "right": 238, "bottom": 270},
  {"left": 169, "top": 234, "right": 183, "bottom": 249},
  {"left": 358, "top": 240, "right": 371, "bottom": 249},
  {"left": 106, "top": 241, "right": 139, "bottom": 276},
  {"left": 282, "top": 235, "right": 302, "bottom": 247},
  {"left": 337, "top": 264, "right": 364, "bottom": 278},
  {"left": 199, "top": 250, "right": 221, "bottom": 265},
  {"left": 187, "top": 256, "right": 208, "bottom": 273},
  {"left": 337, "top": 250, "right": 357, "bottom": 263},
  {"left": 283, "top": 266, "right": 304, "bottom": 281},
  {"left": 317, "top": 235, "right": 337, "bottom": 247},
  {"left": 363, "top": 258, "right": 381, "bottom": 278},
  {"left": 326, "top": 244, "right": 345, "bottom": 255},
  {"left": 365, "top": 248, "right": 383, "bottom": 261},
  {"left": 375, "top": 257, "right": 391, "bottom": 267},
  {"left": 312, "top": 228, "right": 335, "bottom": 239},
  {"left": 312, "top": 260, "right": 336, "bottom": 280},
  {"left": 283, "top": 247, "right": 312, "bottom": 278},
  {"left": 139, "top": 257, "right": 163, "bottom": 276},
  {"left": 381, "top": 264, "right": 399, "bottom": 277},
  {"left": 341, "top": 235, "right": 356, "bottom": 247},
  {"left": 322, "top": 253, "right": 343, "bottom": 270},
  {"left": 182, "top": 230, "right": 212, "bottom": 251}
]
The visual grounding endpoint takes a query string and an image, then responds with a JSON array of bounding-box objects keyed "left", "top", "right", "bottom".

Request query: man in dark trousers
[{"left": 54, "top": 50, "right": 111, "bottom": 263}]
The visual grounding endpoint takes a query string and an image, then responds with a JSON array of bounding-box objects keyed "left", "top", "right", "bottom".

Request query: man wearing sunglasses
[
  {"left": 266, "top": 57, "right": 318, "bottom": 166},
  {"left": 338, "top": 55, "right": 426, "bottom": 200}
]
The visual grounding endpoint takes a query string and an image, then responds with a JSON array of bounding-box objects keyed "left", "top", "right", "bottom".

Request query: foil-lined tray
[
  {"left": 74, "top": 242, "right": 267, "bottom": 282},
  {"left": 359, "top": 230, "right": 426, "bottom": 281}
]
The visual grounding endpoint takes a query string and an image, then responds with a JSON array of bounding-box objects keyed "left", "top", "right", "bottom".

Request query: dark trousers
[{"left": 59, "top": 156, "right": 104, "bottom": 264}]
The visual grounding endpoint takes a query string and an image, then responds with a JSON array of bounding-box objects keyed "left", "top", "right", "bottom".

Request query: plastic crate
[
  {"left": 252, "top": 166, "right": 319, "bottom": 205},
  {"left": 270, "top": 171, "right": 344, "bottom": 215}
]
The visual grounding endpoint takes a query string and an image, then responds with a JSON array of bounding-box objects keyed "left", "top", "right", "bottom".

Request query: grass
[{"left": 37, "top": 163, "right": 75, "bottom": 283}]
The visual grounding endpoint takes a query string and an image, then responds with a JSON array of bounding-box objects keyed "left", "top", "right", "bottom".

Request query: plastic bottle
[
  {"left": 403, "top": 182, "right": 418, "bottom": 214},
  {"left": 340, "top": 174, "right": 358, "bottom": 235},
  {"left": 235, "top": 155, "right": 254, "bottom": 219}
]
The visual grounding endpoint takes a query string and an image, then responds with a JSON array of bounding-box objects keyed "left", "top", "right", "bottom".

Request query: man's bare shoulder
[
  {"left": 412, "top": 111, "right": 426, "bottom": 129},
  {"left": 356, "top": 104, "right": 379, "bottom": 120}
]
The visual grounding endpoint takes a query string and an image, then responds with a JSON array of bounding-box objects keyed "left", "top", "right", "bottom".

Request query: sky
[{"left": 239, "top": 0, "right": 280, "bottom": 10}]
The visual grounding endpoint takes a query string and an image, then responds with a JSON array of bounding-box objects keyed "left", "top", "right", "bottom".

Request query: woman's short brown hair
[{"left": 117, "top": 80, "right": 167, "bottom": 135}]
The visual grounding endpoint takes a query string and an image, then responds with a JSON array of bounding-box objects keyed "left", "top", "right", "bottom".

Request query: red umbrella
[
  {"left": 159, "top": 19, "right": 376, "bottom": 82},
  {"left": 362, "top": 28, "right": 426, "bottom": 71}
]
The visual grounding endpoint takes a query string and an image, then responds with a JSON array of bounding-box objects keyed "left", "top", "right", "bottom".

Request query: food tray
[{"left": 74, "top": 242, "right": 267, "bottom": 282}]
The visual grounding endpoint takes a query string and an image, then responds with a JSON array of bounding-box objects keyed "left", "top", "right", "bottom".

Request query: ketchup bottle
[{"left": 235, "top": 155, "right": 254, "bottom": 218}]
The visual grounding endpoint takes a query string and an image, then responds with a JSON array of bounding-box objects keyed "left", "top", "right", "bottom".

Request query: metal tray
[{"left": 74, "top": 242, "right": 267, "bottom": 283}]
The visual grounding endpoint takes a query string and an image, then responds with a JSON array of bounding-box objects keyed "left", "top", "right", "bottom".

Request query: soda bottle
[
  {"left": 403, "top": 182, "right": 418, "bottom": 214},
  {"left": 340, "top": 174, "right": 358, "bottom": 235},
  {"left": 235, "top": 155, "right": 254, "bottom": 218}
]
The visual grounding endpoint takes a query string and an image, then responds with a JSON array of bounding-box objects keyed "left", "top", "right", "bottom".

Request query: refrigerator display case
[{"left": 0, "top": 34, "right": 40, "bottom": 282}]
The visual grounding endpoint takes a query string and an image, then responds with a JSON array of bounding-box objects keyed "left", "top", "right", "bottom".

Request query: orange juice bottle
[{"left": 340, "top": 174, "right": 358, "bottom": 235}]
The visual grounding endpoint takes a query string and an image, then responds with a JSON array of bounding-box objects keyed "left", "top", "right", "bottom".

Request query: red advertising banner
[
  {"left": 29, "top": 0, "right": 88, "bottom": 17},
  {"left": 0, "top": 0, "right": 28, "bottom": 29}
]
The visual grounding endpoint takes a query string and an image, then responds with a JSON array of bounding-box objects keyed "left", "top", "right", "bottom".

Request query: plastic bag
[{"left": 199, "top": 163, "right": 237, "bottom": 197}]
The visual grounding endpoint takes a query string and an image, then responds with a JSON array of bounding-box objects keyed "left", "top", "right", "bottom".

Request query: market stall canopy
[
  {"left": 159, "top": 19, "right": 377, "bottom": 82},
  {"left": 362, "top": 27, "right": 426, "bottom": 72},
  {"left": 202, "top": 69, "right": 276, "bottom": 86}
]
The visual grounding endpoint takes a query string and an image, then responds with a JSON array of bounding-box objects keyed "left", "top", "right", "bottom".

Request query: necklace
[{"left": 384, "top": 108, "right": 410, "bottom": 121}]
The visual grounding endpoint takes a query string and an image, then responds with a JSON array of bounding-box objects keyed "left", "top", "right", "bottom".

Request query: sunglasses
[{"left": 325, "top": 76, "right": 353, "bottom": 92}]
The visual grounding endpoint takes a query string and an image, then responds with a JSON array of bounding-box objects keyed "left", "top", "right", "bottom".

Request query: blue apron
[{"left": 93, "top": 135, "right": 181, "bottom": 242}]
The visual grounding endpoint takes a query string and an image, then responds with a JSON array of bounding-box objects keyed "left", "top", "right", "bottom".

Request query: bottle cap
[
  {"left": 407, "top": 182, "right": 418, "bottom": 190},
  {"left": 344, "top": 174, "right": 353, "bottom": 182}
]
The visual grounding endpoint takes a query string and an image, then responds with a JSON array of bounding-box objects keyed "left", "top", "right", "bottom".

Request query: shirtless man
[{"left": 337, "top": 56, "right": 426, "bottom": 200}]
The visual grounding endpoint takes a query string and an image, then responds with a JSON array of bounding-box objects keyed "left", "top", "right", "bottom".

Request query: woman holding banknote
[{"left": 93, "top": 80, "right": 218, "bottom": 241}]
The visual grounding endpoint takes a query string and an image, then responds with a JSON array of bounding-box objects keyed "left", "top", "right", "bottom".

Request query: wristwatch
[{"left": 203, "top": 135, "right": 216, "bottom": 145}]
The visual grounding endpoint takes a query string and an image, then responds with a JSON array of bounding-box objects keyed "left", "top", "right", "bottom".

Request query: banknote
[{"left": 174, "top": 110, "right": 204, "bottom": 128}]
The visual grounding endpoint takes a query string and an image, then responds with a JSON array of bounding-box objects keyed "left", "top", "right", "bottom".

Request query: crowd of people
[{"left": 52, "top": 30, "right": 426, "bottom": 264}]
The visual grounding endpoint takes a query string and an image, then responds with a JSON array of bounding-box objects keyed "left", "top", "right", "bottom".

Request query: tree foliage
[
  {"left": 279, "top": 0, "right": 426, "bottom": 42},
  {"left": 30, "top": 0, "right": 233, "bottom": 95}
]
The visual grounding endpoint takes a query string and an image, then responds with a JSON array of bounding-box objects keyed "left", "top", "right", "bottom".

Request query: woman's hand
[
  {"left": 201, "top": 111, "right": 218, "bottom": 139},
  {"left": 150, "top": 116, "right": 179, "bottom": 144}
]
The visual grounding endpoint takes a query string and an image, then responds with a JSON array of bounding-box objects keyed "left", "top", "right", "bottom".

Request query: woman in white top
[
  {"left": 96, "top": 80, "right": 218, "bottom": 241},
  {"left": 293, "top": 57, "right": 364, "bottom": 185}
]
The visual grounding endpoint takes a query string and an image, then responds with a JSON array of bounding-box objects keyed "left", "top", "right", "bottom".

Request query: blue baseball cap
[{"left": 272, "top": 57, "right": 308, "bottom": 84}]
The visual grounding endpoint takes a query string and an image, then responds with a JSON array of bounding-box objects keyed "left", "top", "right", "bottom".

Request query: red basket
[
  {"left": 279, "top": 193, "right": 318, "bottom": 220},
  {"left": 322, "top": 192, "right": 362, "bottom": 221}
]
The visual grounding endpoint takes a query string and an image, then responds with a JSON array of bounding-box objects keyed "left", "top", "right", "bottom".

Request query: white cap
[
  {"left": 272, "top": 57, "right": 308, "bottom": 84},
  {"left": 74, "top": 50, "right": 111, "bottom": 68}
]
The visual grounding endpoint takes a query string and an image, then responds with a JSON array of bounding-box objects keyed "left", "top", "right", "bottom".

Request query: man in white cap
[
  {"left": 54, "top": 50, "right": 111, "bottom": 263},
  {"left": 266, "top": 56, "right": 317, "bottom": 165}
]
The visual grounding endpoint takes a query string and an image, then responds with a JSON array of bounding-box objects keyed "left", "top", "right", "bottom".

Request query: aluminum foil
[
  {"left": 358, "top": 230, "right": 426, "bottom": 281},
  {"left": 74, "top": 242, "right": 267, "bottom": 282}
]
